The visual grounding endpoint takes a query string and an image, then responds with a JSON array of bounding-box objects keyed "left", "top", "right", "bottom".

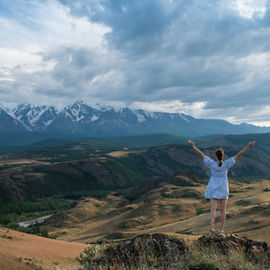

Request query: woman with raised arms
[{"left": 188, "top": 140, "right": 255, "bottom": 237}]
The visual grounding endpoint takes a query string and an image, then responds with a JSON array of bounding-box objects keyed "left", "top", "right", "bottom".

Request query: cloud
[
  {"left": 233, "top": 0, "right": 267, "bottom": 18},
  {"left": 1, "top": 0, "right": 270, "bottom": 125},
  {"left": 55, "top": 0, "right": 270, "bottom": 109},
  {"left": 130, "top": 100, "right": 207, "bottom": 117},
  {"left": 0, "top": 0, "right": 110, "bottom": 104}
]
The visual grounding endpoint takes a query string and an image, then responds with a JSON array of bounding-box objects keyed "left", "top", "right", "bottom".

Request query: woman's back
[{"left": 203, "top": 156, "right": 235, "bottom": 178}]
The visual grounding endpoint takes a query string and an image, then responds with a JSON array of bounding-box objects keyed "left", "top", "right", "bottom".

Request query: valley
[
  {"left": 1, "top": 133, "right": 270, "bottom": 204},
  {"left": 0, "top": 133, "right": 269, "bottom": 269},
  {"left": 40, "top": 176, "right": 270, "bottom": 245}
]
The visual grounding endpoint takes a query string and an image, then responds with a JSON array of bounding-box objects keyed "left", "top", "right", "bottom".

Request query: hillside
[
  {"left": 41, "top": 173, "right": 270, "bottom": 245},
  {"left": 1, "top": 227, "right": 269, "bottom": 270},
  {"left": 0, "top": 226, "right": 87, "bottom": 270},
  {"left": 1, "top": 139, "right": 270, "bottom": 203},
  {"left": 198, "top": 132, "right": 270, "bottom": 161},
  {"left": 0, "top": 133, "right": 269, "bottom": 269}
]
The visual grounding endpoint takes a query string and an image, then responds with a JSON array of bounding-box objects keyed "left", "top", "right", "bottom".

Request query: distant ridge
[{"left": 1, "top": 100, "right": 270, "bottom": 137}]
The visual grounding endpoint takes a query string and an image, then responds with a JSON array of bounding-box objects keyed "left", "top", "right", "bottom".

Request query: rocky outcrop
[
  {"left": 78, "top": 233, "right": 270, "bottom": 270},
  {"left": 198, "top": 233, "right": 270, "bottom": 260},
  {"left": 92, "top": 233, "right": 188, "bottom": 269}
]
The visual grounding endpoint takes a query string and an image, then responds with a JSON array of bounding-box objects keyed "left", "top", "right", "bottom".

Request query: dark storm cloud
[
  {"left": 54, "top": 0, "right": 270, "bottom": 108},
  {"left": 59, "top": 0, "right": 268, "bottom": 57},
  {"left": 44, "top": 48, "right": 106, "bottom": 88},
  {"left": 1, "top": 0, "right": 270, "bottom": 125}
]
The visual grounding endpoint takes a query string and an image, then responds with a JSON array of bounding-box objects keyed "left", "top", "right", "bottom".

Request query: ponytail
[{"left": 215, "top": 149, "right": 224, "bottom": 167}]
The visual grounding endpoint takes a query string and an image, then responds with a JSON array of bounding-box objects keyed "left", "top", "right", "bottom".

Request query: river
[{"left": 18, "top": 214, "right": 53, "bottom": 228}]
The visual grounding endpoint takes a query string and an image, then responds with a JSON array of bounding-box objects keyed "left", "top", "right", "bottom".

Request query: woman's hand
[
  {"left": 234, "top": 140, "right": 255, "bottom": 160},
  {"left": 188, "top": 140, "right": 205, "bottom": 159},
  {"left": 188, "top": 140, "right": 195, "bottom": 148},
  {"left": 247, "top": 141, "right": 256, "bottom": 148}
]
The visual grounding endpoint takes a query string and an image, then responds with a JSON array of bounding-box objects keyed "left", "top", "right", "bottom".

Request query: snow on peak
[
  {"left": 139, "top": 109, "right": 159, "bottom": 119},
  {"left": 90, "top": 103, "right": 115, "bottom": 112},
  {"left": 26, "top": 106, "right": 47, "bottom": 125},
  {"left": 178, "top": 113, "right": 191, "bottom": 122},
  {"left": 129, "top": 108, "right": 146, "bottom": 123},
  {"left": 43, "top": 119, "right": 54, "bottom": 127},
  {"left": 71, "top": 107, "right": 85, "bottom": 122},
  {"left": 2, "top": 100, "right": 195, "bottom": 130},
  {"left": 91, "top": 114, "right": 99, "bottom": 121},
  {"left": 9, "top": 104, "right": 58, "bottom": 129}
]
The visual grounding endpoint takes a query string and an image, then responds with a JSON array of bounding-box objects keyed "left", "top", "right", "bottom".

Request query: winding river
[{"left": 18, "top": 214, "right": 53, "bottom": 228}]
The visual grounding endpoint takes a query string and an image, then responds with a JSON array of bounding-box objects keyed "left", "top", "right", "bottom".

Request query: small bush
[
  {"left": 196, "top": 208, "right": 209, "bottom": 215},
  {"left": 171, "top": 204, "right": 181, "bottom": 214},
  {"left": 1, "top": 234, "right": 12, "bottom": 239},
  {"left": 77, "top": 243, "right": 113, "bottom": 270},
  {"left": 234, "top": 200, "right": 252, "bottom": 206},
  {"left": 188, "top": 260, "right": 219, "bottom": 270},
  {"left": 230, "top": 190, "right": 243, "bottom": 193}
]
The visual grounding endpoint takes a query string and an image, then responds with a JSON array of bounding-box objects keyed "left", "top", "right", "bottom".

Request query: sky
[{"left": 0, "top": 0, "right": 270, "bottom": 126}]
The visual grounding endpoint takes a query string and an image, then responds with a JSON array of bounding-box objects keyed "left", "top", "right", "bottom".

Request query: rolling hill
[
  {"left": 0, "top": 226, "right": 86, "bottom": 270},
  {"left": 1, "top": 134, "right": 270, "bottom": 203},
  {"left": 40, "top": 173, "right": 270, "bottom": 245}
]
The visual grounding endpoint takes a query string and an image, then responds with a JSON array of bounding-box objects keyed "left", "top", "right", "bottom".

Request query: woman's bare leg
[
  {"left": 210, "top": 198, "right": 218, "bottom": 231},
  {"left": 220, "top": 199, "right": 227, "bottom": 233}
]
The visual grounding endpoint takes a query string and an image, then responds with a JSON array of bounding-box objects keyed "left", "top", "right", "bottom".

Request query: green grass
[
  {"left": 162, "top": 189, "right": 203, "bottom": 199},
  {"left": 0, "top": 198, "right": 71, "bottom": 226},
  {"left": 196, "top": 208, "right": 209, "bottom": 215},
  {"left": 157, "top": 204, "right": 167, "bottom": 216},
  {"left": 188, "top": 260, "right": 219, "bottom": 270},
  {"left": 230, "top": 190, "right": 244, "bottom": 193},
  {"left": 234, "top": 200, "right": 253, "bottom": 206},
  {"left": 10, "top": 223, "right": 53, "bottom": 239},
  {"left": 171, "top": 204, "right": 181, "bottom": 214},
  {"left": 63, "top": 187, "right": 134, "bottom": 200}
]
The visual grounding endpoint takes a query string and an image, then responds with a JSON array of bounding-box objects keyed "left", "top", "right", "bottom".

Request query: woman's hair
[{"left": 215, "top": 149, "right": 224, "bottom": 167}]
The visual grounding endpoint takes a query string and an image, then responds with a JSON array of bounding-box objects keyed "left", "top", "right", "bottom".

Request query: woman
[{"left": 188, "top": 139, "right": 255, "bottom": 237}]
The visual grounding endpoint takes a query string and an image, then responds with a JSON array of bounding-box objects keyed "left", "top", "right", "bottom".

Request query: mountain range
[{"left": 1, "top": 100, "right": 270, "bottom": 137}]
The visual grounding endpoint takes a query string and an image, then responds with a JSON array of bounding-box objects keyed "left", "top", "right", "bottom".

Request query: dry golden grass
[
  {"left": 0, "top": 227, "right": 87, "bottom": 270},
  {"left": 0, "top": 253, "right": 33, "bottom": 270},
  {"left": 43, "top": 179, "right": 270, "bottom": 245},
  {"left": 107, "top": 149, "right": 145, "bottom": 157},
  {"left": 106, "top": 150, "right": 132, "bottom": 157},
  {"left": 0, "top": 159, "right": 50, "bottom": 166},
  {"left": 0, "top": 179, "right": 269, "bottom": 269},
  {"left": 43, "top": 185, "right": 207, "bottom": 243},
  {"left": 148, "top": 179, "right": 270, "bottom": 244}
]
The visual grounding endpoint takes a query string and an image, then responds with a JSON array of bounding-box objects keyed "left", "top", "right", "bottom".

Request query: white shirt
[{"left": 203, "top": 156, "right": 236, "bottom": 199}]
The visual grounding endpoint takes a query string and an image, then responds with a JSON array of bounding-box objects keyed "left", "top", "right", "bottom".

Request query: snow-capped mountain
[
  {"left": 1, "top": 100, "right": 270, "bottom": 137},
  {"left": 10, "top": 104, "right": 58, "bottom": 131},
  {"left": 0, "top": 105, "right": 25, "bottom": 131}
]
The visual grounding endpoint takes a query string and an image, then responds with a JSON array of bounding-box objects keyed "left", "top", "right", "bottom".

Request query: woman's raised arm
[
  {"left": 188, "top": 140, "right": 206, "bottom": 159},
  {"left": 234, "top": 141, "right": 255, "bottom": 160}
]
